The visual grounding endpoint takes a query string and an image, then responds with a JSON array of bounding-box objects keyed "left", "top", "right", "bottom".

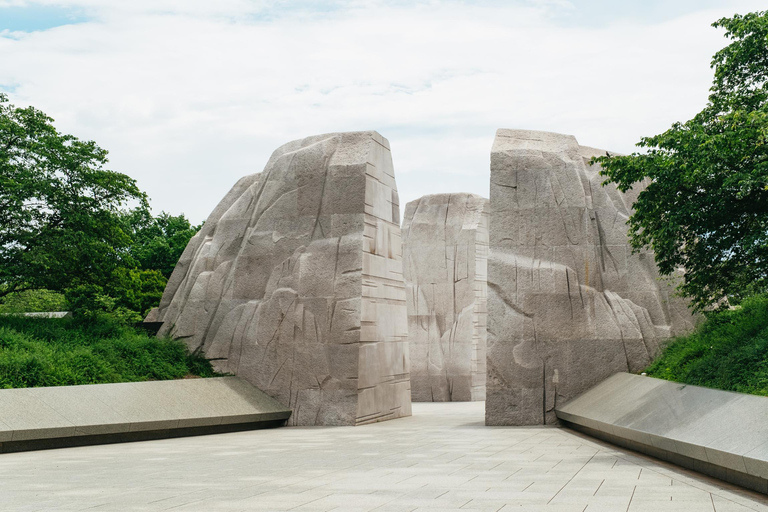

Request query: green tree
[
  {"left": 594, "top": 11, "right": 768, "bottom": 312},
  {"left": 64, "top": 267, "right": 166, "bottom": 322},
  {"left": 105, "top": 267, "right": 167, "bottom": 317},
  {"left": 0, "top": 93, "right": 147, "bottom": 298},
  {"left": 124, "top": 209, "right": 200, "bottom": 279},
  {"left": 0, "top": 289, "right": 66, "bottom": 314}
]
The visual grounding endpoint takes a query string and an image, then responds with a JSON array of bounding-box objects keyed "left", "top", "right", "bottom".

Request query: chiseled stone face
[
  {"left": 402, "top": 194, "right": 488, "bottom": 402},
  {"left": 486, "top": 129, "right": 696, "bottom": 426},
  {"left": 153, "top": 131, "right": 411, "bottom": 426}
]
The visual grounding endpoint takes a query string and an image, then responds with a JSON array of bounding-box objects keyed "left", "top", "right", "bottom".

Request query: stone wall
[
  {"left": 402, "top": 194, "right": 488, "bottom": 402},
  {"left": 152, "top": 131, "right": 411, "bottom": 426},
  {"left": 486, "top": 129, "right": 696, "bottom": 426}
]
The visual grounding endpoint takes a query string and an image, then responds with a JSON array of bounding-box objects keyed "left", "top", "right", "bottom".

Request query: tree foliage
[
  {"left": 594, "top": 11, "right": 768, "bottom": 312},
  {"left": 124, "top": 209, "right": 200, "bottom": 279},
  {"left": 0, "top": 289, "right": 66, "bottom": 314},
  {"left": 0, "top": 94, "right": 202, "bottom": 320},
  {"left": 0, "top": 93, "right": 147, "bottom": 299}
]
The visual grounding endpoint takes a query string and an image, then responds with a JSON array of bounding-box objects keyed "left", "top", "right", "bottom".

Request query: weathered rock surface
[
  {"left": 402, "top": 194, "right": 488, "bottom": 402},
  {"left": 153, "top": 131, "right": 411, "bottom": 426},
  {"left": 486, "top": 129, "right": 696, "bottom": 426}
]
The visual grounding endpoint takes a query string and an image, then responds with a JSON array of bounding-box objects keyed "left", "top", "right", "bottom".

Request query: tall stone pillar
[
  {"left": 152, "top": 131, "right": 411, "bottom": 426},
  {"left": 486, "top": 129, "right": 696, "bottom": 426},
  {"left": 402, "top": 193, "right": 488, "bottom": 402}
]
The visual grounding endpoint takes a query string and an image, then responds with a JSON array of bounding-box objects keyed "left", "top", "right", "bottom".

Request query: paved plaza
[{"left": 1, "top": 402, "right": 767, "bottom": 512}]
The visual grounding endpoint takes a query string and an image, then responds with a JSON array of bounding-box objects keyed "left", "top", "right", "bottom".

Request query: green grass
[
  {"left": 0, "top": 314, "right": 219, "bottom": 389},
  {"left": 646, "top": 293, "right": 768, "bottom": 396}
]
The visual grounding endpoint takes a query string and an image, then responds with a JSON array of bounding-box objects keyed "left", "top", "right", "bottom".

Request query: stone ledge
[
  {"left": 0, "top": 377, "right": 291, "bottom": 452},
  {"left": 555, "top": 372, "right": 768, "bottom": 494}
]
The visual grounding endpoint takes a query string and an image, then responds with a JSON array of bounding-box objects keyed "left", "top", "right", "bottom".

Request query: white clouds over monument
[{"left": 0, "top": 0, "right": 764, "bottom": 223}]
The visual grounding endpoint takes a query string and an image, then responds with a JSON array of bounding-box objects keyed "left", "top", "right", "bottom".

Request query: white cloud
[{"left": 1, "top": 0, "right": 765, "bottom": 222}]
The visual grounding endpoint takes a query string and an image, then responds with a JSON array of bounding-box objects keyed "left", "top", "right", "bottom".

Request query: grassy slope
[
  {"left": 0, "top": 315, "right": 218, "bottom": 389},
  {"left": 646, "top": 294, "right": 768, "bottom": 396}
]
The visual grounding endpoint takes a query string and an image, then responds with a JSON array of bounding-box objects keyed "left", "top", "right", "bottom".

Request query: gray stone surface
[
  {"left": 402, "top": 193, "right": 488, "bottom": 402},
  {"left": 0, "top": 377, "right": 290, "bottom": 450},
  {"left": 153, "top": 131, "right": 411, "bottom": 426},
  {"left": 486, "top": 129, "right": 697, "bottom": 426},
  {"left": 2, "top": 402, "right": 767, "bottom": 511},
  {"left": 556, "top": 372, "right": 768, "bottom": 494}
]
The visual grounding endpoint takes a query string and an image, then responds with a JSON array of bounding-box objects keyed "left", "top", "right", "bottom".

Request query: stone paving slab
[
  {"left": 556, "top": 373, "right": 768, "bottom": 494},
  {"left": 0, "top": 402, "right": 766, "bottom": 511},
  {"left": 0, "top": 377, "right": 290, "bottom": 452}
]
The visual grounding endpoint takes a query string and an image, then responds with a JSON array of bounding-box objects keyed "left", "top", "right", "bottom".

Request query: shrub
[
  {"left": 0, "top": 289, "right": 67, "bottom": 314},
  {"left": 646, "top": 294, "right": 768, "bottom": 396},
  {"left": 0, "top": 315, "right": 218, "bottom": 389}
]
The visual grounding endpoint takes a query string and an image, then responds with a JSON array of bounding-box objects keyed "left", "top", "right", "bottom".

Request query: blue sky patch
[{"left": 0, "top": 5, "right": 88, "bottom": 33}]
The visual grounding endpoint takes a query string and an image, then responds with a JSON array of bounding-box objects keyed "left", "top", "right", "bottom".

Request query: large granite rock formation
[
  {"left": 152, "top": 131, "right": 411, "bottom": 426},
  {"left": 486, "top": 129, "right": 696, "bottom": 426},
  {"left": 402, "top": 194, "right": 488, "bottom": 402}
]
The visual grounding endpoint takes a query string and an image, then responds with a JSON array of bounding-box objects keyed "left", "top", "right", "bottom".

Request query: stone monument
[
  {"left": 402, "top": 193, "right": 488, "bottom": 402},
  {"left": 151, "top": 131, "right": 411, "bottom": 426},
  {"left": 486, "top": 129, "right": 696, "bottom": 426}
]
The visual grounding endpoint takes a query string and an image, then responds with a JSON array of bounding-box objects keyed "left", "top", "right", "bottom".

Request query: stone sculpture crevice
[{"left": 145, "top": 127, "right": 698, "bottom": 428}]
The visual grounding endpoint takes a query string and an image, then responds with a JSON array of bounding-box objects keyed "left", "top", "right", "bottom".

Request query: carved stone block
[
  {"left": 402, "top": 193, "right": 488, "bottom": 402},
  {"left": 153, "top": 131, "right": 411, "bottom": 426},
  {"left": 486, "top": 129, "right": 696, "bottom": 426}
]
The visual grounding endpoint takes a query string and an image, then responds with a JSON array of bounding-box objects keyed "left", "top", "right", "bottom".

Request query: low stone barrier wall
[
  {"left": 0, "top": 377, "right": 290, "bottom": 452},
  {"left": 556, "top": 372, "right": 768, "bottom": 494}
]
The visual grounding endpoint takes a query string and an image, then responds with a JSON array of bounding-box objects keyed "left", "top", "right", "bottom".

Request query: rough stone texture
[
  {"left": 402, "top": 194, "right": 488, "bottom": 402},
  {"left": 153, "top": 131, "right": 411, "bottom": 426},
  {"left": 486, "top": 129, "right": 696, "bottom": 426}
]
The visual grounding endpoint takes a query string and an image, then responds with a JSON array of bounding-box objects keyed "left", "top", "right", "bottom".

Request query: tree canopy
[
  {"left": 594, "top": 11, "right": 768, "bottom": 312},
  {"left": 124, "top": 209, "right": 200, "bottom": 280},
  {"left": 0, "top": 94, "right": 200, "bottom": 319},
  {"left": 0, "top": 93, "right": 148, "bottom": 299}
]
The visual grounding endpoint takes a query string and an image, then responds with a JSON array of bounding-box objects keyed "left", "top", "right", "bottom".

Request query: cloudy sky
[{"left": 1, "top": 0, "right": 765, "bottom": 223}]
